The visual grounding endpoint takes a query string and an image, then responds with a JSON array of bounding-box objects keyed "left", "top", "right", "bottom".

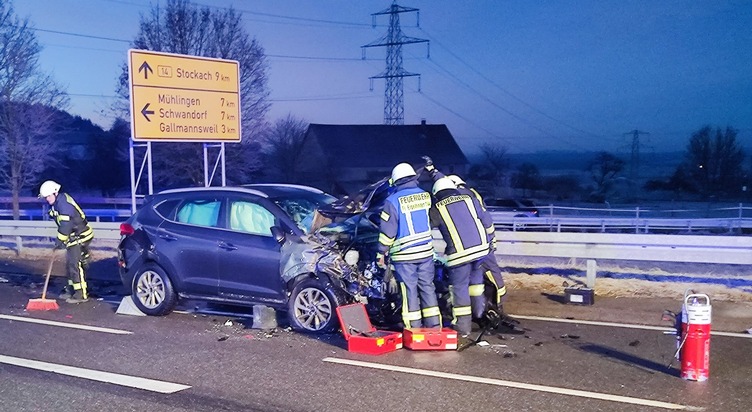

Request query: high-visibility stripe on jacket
[
  {"left": 456, "top": 186, "right": 496, "bottom": 243},
  {"left": 432, "top": 191, "right": 492, "bottom": 267},
  {"left": 378, "top": 181, "right": 434, "bottom": 263},
  {"left": 49, "top": 193, "right": 94, "bottom": 246}
]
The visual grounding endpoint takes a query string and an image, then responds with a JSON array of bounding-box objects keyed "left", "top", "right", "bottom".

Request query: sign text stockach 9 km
[{"left": 128, "top": 49, "right": 241, "bottom": 142}]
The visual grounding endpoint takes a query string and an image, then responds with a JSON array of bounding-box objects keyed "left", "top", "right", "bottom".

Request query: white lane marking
[
  {"left": 323, "top": 357, "right": 700, "bottom": 411},
  {"left": 509, "top": 314, "right": 752, "bottom": 339},
  {"left": 0, "top": 355, "right": 190, "bottom": 394},
  {"left": 0, "top": 314, "right": 132, "bottom": 335}
]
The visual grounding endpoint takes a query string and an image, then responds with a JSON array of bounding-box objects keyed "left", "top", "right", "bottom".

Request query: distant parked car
[{"left": 485, "top": 198, "right": 540, "bottom": 218}]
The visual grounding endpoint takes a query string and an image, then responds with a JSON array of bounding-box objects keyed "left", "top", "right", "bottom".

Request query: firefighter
[
  {"left": 422, "top": 157, "right": 507, "bottom": 318},
  {"left": 447, "top": 174, "right": 508, "bottom": 314},
  {"left": 39, "top": 180, "right": 94, "bottom": 303},
  {"left": 377, "top": 163, "right": 441, "bottom": 329},
  {"left": 430, "top": 177, "right": 494, "bottom": 337}
]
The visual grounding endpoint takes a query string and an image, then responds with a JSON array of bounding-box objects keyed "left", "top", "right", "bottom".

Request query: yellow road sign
[{"left": 128, "top": 49, "right": 241, "bottom": 142}]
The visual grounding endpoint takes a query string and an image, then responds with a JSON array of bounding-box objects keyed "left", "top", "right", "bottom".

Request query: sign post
[{"left": 127, "top": 50, "right": 241, "bottom": 210}]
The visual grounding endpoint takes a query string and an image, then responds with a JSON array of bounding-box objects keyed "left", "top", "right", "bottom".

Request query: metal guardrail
[
  {"left": 2, "top": 220, "right": 750, "bottom": 271},
  {"left": 494, "top": 231, "right": 752, "bottom": 266},
  {"left": 490, "top": 214, "right": 752, "bottom": 234}
]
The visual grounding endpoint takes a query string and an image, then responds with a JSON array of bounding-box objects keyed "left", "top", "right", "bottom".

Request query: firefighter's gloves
[
  {"left": 388, "top": 277, "right": 399, "bottom": 294},
  {"left": 53, "top": 239, "right": 66, "bottom": 250},
  {"left": 376, "top": 253, "right": 387, "bottom": 269},
  {"left": 422, "top": 155, "right": 433, "bottom": 167},
  {"left": 422, "top": 155, "right": 435, "bottom": 173}
]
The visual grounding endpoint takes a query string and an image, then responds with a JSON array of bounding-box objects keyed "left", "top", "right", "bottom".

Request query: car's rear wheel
[
  {"left": 288, "top": 277, "right": 342, "bottom": 333},
  {"left": 132, "top": 263, "right": 178, "bottom": 316}
]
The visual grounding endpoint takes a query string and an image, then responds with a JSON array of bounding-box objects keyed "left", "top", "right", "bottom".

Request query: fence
[{"left": 0, "top": 197, "right": 134, "bottom": 222}]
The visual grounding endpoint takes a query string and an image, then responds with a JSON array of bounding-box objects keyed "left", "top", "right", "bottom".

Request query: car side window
[
  {"left": 229, "top": 200, "right": 275, "bottom": 236},
  {"left": 154, "top": 199, "right": 181, "bottom": 220},
  {"left": 176, "top": 198, "right": 221, "bottom": 228}
]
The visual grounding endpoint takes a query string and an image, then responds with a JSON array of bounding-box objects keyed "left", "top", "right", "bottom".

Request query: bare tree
[
  {"left": 115, "top": 0, "right": 270, "bottom": 187},
  {"left": 0, "top": 1, "right": 68, "bottom": 218},
  {"left": 586, "top": 151, "right": 624, "bottom": 202},
  {"left": 469, "top": 143, "right": 509, "bottom": 197},
  {"left": 675, "top": 126, "right": 745, "bottom": 196},
  {"left": 512, "top": 162, "right": 541, "bottom": 197},
  {"left": 260, "top": 114, "right": 309, "bottom": 182}
]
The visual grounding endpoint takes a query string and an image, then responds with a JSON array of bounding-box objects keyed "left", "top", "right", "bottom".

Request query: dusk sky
[{"left": 11, "top": 0, "right": 752, "bottom": 155}]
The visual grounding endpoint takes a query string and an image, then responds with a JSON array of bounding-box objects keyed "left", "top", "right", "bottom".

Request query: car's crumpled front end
[
  {"left": 278, "top": 178, "right": 404, "bottom": 323},
  {"left": 279, "top": 230, "right": 386, "bottom": 300}
]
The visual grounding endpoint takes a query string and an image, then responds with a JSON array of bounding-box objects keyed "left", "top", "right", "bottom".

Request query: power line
[
  {"left": 415, "top": 89, "right": 517, "bottom": 147},
  {"left": 29, "top": 26, "right": 131, "bottom": 43},
  {"left": 420, "top": 28, "right": 603, "bottom": 140},
  {"left": 413, "top": 50, "right": 591, "bottom": 151},
  {"left": 270, "top": 92, "right": 377, "bottom": 102}
]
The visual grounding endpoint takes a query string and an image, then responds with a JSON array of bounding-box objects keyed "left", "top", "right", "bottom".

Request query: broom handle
[{"left": 40, "top": 251, "right": 55, "bottom": 300}]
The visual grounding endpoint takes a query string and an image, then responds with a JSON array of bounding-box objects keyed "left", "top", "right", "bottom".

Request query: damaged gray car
[{"left": 118, "top": 181, "right": 433, "bottom": 333}]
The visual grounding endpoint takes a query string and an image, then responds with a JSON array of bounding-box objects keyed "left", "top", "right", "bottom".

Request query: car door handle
[
  {"left": 218, "top": 241, "right": 237, "bottom": 251},
  {"left": 158, "top": 234, "right": 178, "bottom": 241}
]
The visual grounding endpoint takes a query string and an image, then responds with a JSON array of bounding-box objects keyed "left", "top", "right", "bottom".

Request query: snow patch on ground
[{"left": 501, "top": 257, "right": 752, "bottom": 302}]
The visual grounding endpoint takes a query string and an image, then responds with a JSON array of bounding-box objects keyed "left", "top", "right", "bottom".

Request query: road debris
[
  {"left": 560, "top": 334, "right": 580, "bottom": 339},
  {"left": 502, "top": 351, "right": 517, "bottom": 358},
  {"left": 477, "top": 341, "right": 489, "bottom": 347},
  {"left": 223, "top": 320, "right": 233, "bottom": 326},
  {"left": 629, "top": 339, "right": 641, "bottom": 346},
  {"left": 0, "top": 276, "right": 8, "bottom": 283},
  {"left": 218, "top": 336, "right": 229, "bottom": 342}
]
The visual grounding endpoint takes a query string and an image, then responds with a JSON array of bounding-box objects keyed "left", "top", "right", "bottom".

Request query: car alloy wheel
[
  {"left": 136, "top": 269, "right": 166, "bottom": 309},
  {"left": 288, "top": 277, "right": 346, "bottom": 333},
  {"left": 293, "top": 286, "right": 333, "bottom": 331},
  {"left": 132, "top": 264, "right": 177, "bottom": 316}
]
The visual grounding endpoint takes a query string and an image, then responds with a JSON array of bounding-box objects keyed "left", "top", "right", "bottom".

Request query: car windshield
[{"left": 272, "top": 191, "right": 337, "bottom": 234}]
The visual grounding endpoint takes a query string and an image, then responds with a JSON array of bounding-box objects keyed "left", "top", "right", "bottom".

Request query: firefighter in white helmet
[
  {"left": 429, "top": 176, "right": 493, "bottom": 338},
  {"left": 423, "top": 156, "right": 509, "bottom": 328},
  {"left": 377, "top": 163, "right": 441, "bottom": 329},
  {"left": 39, "top": 180, "right": 94, "bottom": 303}
]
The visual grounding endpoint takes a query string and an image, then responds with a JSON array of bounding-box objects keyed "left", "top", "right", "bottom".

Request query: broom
[{"left": 26, "top": 251, "right": 60, "bottom": 311}]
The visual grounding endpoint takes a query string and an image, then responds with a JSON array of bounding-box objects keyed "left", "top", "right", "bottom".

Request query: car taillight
[{"left": 120, "top": 223, "right": 135, "bottom": 236}]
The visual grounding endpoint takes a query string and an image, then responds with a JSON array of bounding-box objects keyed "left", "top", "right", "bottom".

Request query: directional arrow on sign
[
  {"left": 141, "top": 103, "right": 155, "bottom": 122},
  {"left": 139, "top": 61, "right": 153, "bottom": 79}
]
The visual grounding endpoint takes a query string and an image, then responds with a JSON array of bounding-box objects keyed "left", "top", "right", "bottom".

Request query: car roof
[
  {"left": 242, "top": 183, "right": 328, "bottom": 198},
  {"left": 154, "top": 184, "right": 327, "bottom": 199},
  {"left": 156, "top": 186, "right": 270, "bottom": 198}
]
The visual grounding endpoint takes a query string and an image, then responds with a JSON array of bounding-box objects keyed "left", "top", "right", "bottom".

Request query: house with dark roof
[{"left": 298, "top": 122, "right": 468, "bottom": 195}]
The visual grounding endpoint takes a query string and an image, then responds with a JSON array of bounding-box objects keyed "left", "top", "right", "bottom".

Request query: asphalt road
[{"left": 2, "top": 265, "right": 751, "bottom": 412}]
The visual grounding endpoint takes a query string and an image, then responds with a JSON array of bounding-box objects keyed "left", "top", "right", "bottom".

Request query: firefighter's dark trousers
[
  {"left": 66, "top": 241, "right": 90, "bottom": 299},
  {"left": 393, "top": 259, "right": 441, "bottom": 328},
  {"left": 480, "top": 251, "right": 507, "bottom": 310},
  {"left": 448, "top": 259, "right": 486, "bottom": 335}
]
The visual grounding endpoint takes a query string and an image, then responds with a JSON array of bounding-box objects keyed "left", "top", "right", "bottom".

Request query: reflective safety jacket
[
  {"left": 49, "top": 193, "right": 94, "bottom": 247},
  {"left": 431, "top": 188, "right": 493, "bottom": 267},
  {"left": 378, "top": 180, "right": 434, "bottom": 263},
  {"left": 456, "top": 186, "right": 495, "bottom": 245}
]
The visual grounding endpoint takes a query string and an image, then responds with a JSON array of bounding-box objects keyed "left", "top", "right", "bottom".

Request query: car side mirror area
[{"left": 270, "top": 226, "right": 286, "bottom": 244}]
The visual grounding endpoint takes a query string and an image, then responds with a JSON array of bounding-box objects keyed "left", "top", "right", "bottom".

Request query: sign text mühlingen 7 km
[{"left": 128, "top": 49, "right": 241, "bottom": 143}]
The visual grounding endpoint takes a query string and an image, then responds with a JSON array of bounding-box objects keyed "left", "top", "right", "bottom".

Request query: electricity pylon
[
  {"left": 362, "top": 1, "right": 428, "bottom": 125},
  {"left": 624, "top": 129, "right": 650, "bottom": 195}
]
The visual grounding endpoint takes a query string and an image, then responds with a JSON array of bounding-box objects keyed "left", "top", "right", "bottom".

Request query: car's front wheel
[
  {"left": 288, "top": 277, "right": 342, "bottom": 333},
  {"left": 131, "top": 263, "right": 178, "bottom": 316}
]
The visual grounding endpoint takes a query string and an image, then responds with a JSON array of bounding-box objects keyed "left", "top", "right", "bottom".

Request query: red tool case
[
  {"left": 403, "top": 328, "right": 458, "bottom": 350},
  {"left": 336, "top": 303, "right": 403, "bottom": 355}
]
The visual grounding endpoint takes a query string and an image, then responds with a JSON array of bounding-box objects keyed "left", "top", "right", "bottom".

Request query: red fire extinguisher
[{"left": 679, "top": 292, "right": 711, "bottom": 381}]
